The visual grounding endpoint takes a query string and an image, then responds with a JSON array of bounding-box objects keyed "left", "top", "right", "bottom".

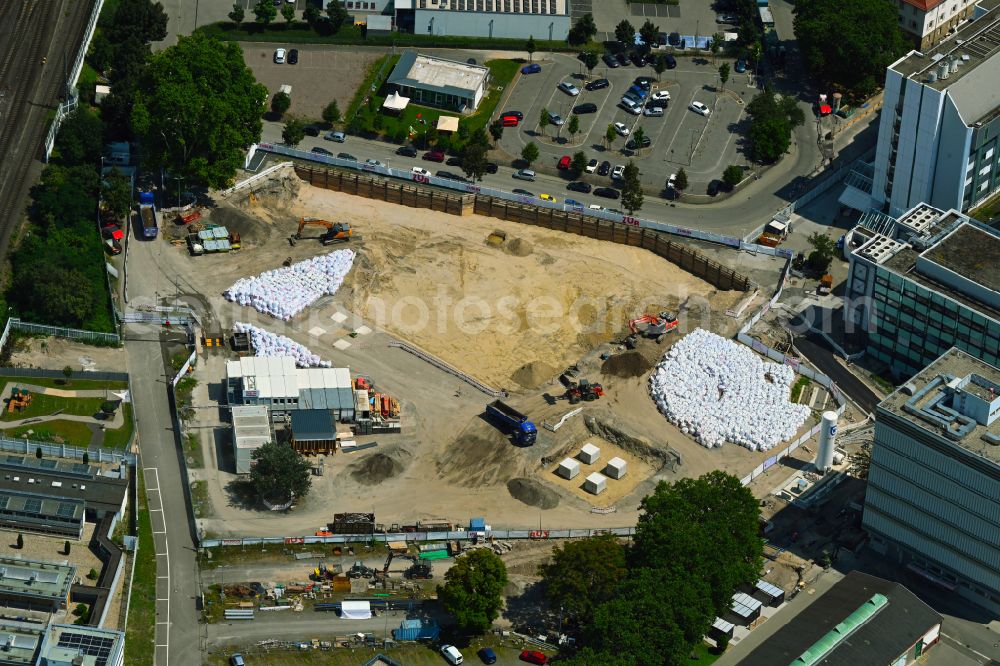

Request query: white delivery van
[{"left": 440, "top": 644, "right": 464, "bottom": 664}]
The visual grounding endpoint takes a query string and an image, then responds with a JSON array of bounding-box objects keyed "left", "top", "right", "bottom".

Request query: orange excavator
[
  {"left": 627, "top": 311, "right": 678, "bottom": 347},
  {"left": 295, "top": 217, "right": 353, "bottom": 245}
]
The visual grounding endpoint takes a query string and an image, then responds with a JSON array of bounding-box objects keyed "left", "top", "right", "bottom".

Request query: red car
[
  {"left": 501, "top": 115, "right": 520, "bottom": 127},
  {"left": 557, "top": 155, "right": 571, "bottom": 170},
  {"left": 423, "top": 149, "right": 445, "bottom": 162},
  {"left": 519, "top": 651, "right": 548, "bottom": 665}
]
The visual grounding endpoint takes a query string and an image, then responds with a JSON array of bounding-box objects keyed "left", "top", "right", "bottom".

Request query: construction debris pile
[
  {"left": 224, "top": 249, "right": 355, "bottom": 320},
  {"left": 233, "top": 322, "right": 331, "bottom": 368},
  {"left": 649, "top": 329, "right": 810, "bottom": 451}
]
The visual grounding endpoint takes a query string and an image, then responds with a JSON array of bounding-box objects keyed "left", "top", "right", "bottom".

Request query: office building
[
  {"left": 859, "top": 0, "right": 1000, "bottom": 216},
  {"left": 897, "top": 0, "right": 981, "bottom": 50},
  {"left": 395, "top": 0, "right": 570, "bottom": 40},
  {"left": 844, "top": 204, "right": 999, "bottom": 378},
  {"left": 225, "top": 356, "right": 355, "bottom": 420},
  {"left": 737, "top": 572, "right": 941, "bottom": 665},
  {"left": 862, "top": 348, "right": 1000, "bottom": 615},
  {"left": 0, "top": 558, "right": 74, "bottom": 613},
  {"left": 231, "top": 405, "right": 271, "bottom": 475},
  {"left": 386, "top": 51, "right": 490, "bottom": 111}
]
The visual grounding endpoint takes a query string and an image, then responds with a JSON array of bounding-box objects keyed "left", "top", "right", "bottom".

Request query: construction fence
[
  {"left": 0, "top": 367, "right": 128, "bottom": 382},
  {"left": 294, "top": 165, "right": 471, "bottom": 216},
  {"left": 1, "top": 317, "right": 120, "bottom": 347},
  {"left": 0, "top": 435, "right": 135, "bottom": 465}
]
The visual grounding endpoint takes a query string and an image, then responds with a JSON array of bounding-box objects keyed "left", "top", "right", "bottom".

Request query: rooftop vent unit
[
  {"left": 939, "top": 62, "right": 950, "bottom": 79},
  {"left": 928, "top": 71, "right": 938, "bottom": 83}
]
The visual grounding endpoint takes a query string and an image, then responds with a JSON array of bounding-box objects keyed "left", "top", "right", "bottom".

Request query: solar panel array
[
  {"left": 22, "top": 498, "right": 42, "bottom": 514},
  {"left": 56, "top": 503, "right": 77, "bottom": 518},
  {"left": 56, "top": 631, "right": 116, "bottom": 666}
]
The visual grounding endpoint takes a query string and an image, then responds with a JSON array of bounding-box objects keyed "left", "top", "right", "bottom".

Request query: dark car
[
  {"left": 512, "top": 188, "right": 534, "bottom": 196},
  {"left": 396, "top": 145, "right": 418, "bottom": 157},
  {"left": 287, "top": 48, "right": 299, "bottom": 65},
  {"left": 303, "top": 124, "right": 322, "bottom": 136},
  {"left": 467, "top": 58, "right": 477, "bottom": 65},
  {"left": 597, "top": 160, "right": 611, "bottom": 176},
  {"left": 668, "top": 32, "right": 681, "bottom": 47},
  {"left": 502, "top": 110, "right": 524, "bottom": 121},
  {"left": 485, "top": 162, "right": 499, "bottom": 174},
  {"left": 594, "top": 186, "right": 621, "bottom": 199},
  {"left": 735, "top": 59, "right": 747, "bottom": 73},
  {"left": 423, "top": 149, "right": 445, "bottom": 162},
  {"left": 478, "top": 647, "right": 498, "bottom": 665},
  {"left": 615, "top": 51, "right": 630, "bottom": 66},
  {"left": 629, "top": 50, "right": 645, "bottom": 67},
  {"left": 446, "top": 156, "right": 463, "bottom": 166},
  {"left": 664, "top": 54, "right": 677, "bottom": 69},
  {"left": 585, "top": 78, "right": 610, "bottom": 91},
  {"left": 625, "top": 135, "right": 651, "bottom": 150},
  {"left": 310, "top": 146, "right": 333, "bottom": 155},
  {"left": 647, "top": 97, "right": 669, "bottom": 109},
  {"left": 573, "top": 102, "right": 598, "bottom": 114},
  {"left": 567, "top": 181, "right": 592, "bottom": 193},
  {"left": 602, "top": 53, "right": 619, "bottom": 68},
  {"left": 436, "top": 170, "right": 467, "bottom": 182},
  {"left": 707, "top": 179, "right": 723, "bottom": 196},
  {"left": 634, "top": 76, "right": 653, "bottom": 90},
  {"left": 336, "top": 152, "right": 357, "bottom": 161}
]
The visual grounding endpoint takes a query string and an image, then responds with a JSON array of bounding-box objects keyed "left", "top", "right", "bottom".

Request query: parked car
[
  {"left": 735, "top": 59, "right": 747, "bottom": 73},
  {"left": 558, "top": 81, "right": 581, "bottom": 96},
  {"left": 446, "top": 156, "right": 463, "bottom": 166},
  {"left": 501, "top": 115, "right": 520, "bottom": 127},
  {"left": 602, "top": 53, "right": 620, "bottom": 68},
  {"left": 273, "top": 48, "right": 286, "bottom": 64},
  {"left": 442, "top": 645, "right": 465, "bottom": 665},
  {"left": 477, "top": 647, "right": 497, "bottom": 665},
  {"left": 628, "top": 85, "right": 648, "bottom": 99},
  {"left": 547, "top": 111, "right": 565, "bottom": 126},
  {"left": 519, "top": 651, "right": 548, "bottom": 665},
  {"left": 573, "top": 102, "right": 598, "bottom": 114},
  {"left": 707, "top": 179, "right": 722, "bottom": 196},
  {"left": 539, "top": 193, "right": 557, "bottom": 202},
  {"left": 512, "top": 188, "right": 534, "bottom": 196},
  {"left": 597, "top": 160, "right": 611, "bottom": 176},
  {"left": 667, "top": 172, "right": 677, "bottom": 189},
  {"left": 626, "top": 135, "right": 652, "bottom": 149},
  {"left": 663, "top": 53, "right": 677, "bottom": 69},
  {"left": 303, "top": 124, "right": 322, "bottom": 136},
  {"left": 287, "top": 49, "right": 298, "bottom": 65},
  {"left": 619, "top": 98, "right": 642, "bottom": 115},
  {"left": 365, "top": 159, "right": 386, "bottom": 167},
  {"left": 485, "top": 162, "right": 499, "bottom": 173},
  {"left": 629, "top": 50, "right": 645, "bottom": 67},
  {"left": 230, "top": 654, "right": 245, "bottom": 666},
  {"left": 513, "top": 169, "right": 536, "bottom": 181},
  {"left": 615, "top": 51, "right": 630, "bottom": 66},
  {"left": 310, "top": 146, "right": 333, "bottom": 155},
  {"left": 611, "top": 164, "right": 625, "bottom": 180},
  {"left": 650, "top": 90, "right": 671, "bottom": 103},
  {"left": 667, "top": 32, "right": 681, "bottom": 47},
  {"left": 502, "top": 110, "right": 524, "bottom": 121},
  {"left": 585, "top": 78, "right": 609, "bottom": 91},
  {"left": 411, "top": 166, "right": 431, "bottom": 176},
  {"left": 423, "top": 149, "right": 446, "bottom": 162},
  {"left": 595, "top": 187, "right": 621, "bottom": 199},
  {"left": 396, "top": 145, "right": 417, "bottom": 156},
  {"left": 613, "top": 122, "right": 630, "bottom": 137},
  {"left": 336, "top": 152, "right": 357, "bottom": 161},
  {"left": 589, "top": 204, "right": 605, "bottom": 211},
  {"left": 585, "top": 158, "right": 598, "bottom": 173},
  {"left": 567, "top": 181, "right": 592, "bottom": 193},
  {"left": 565, "top": 198, "right": 584, "bottom": 208},
  {"left": 643, "top": 106, "right": 664, "bottom": 117},
  {"left": 521, "top": 63, "right": 541, "bottom": 74},
  {"left": 633, "top": 76, "right": 653, "bottom": 90},
  {"left": 325, "top": 131, "right": 346, "bottom": 142},
  {"left": 689, "top": 100, "right": 711, "bottom": 116},
  {"left": 436, "top": 170, "right": 467, "bottom": 181},
  {"left": 557, "top": 155, "right": 572, "bottom": 170}
]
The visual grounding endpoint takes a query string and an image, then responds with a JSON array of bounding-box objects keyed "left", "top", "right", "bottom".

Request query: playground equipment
[{"left": 7, "top": 388, "right": 32, "bottom": 413}]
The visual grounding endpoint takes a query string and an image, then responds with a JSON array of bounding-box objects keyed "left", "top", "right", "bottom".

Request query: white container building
[
  {"left": 584, "top": 472, "right": 607, "bottom": 495},
  {"left": 604, "top": 457, "right": 627, "bottom": 479},
  {"left": 557, "top": 458, "right": 580, "bottom": 480},
  {"left": 578, "top": 442, "right": 601, "bottom": 464}
]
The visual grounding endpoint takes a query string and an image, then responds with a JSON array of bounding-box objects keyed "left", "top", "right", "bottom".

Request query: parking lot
[{"left": 497, "top": 51, "right": 753, "bottom": 197}]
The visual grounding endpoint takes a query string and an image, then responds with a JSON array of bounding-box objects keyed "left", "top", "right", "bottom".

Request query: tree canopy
[
  {"left": 621, "top": 161, "right": 643, "bottom": 214},
  {"left": 131, "top": 33, "right": 268, "bottom": 189},
  {"left": 615, "top": 20, "right": 635, "bottom": 46},
  {"left": 438, "top": 549, "right": 508, "bottom": 635},
  {"left": 568, "top": 13, "right": 597, "bottom": 46},
  {"left": 540, "top": 535, "right": 626, "bottom": 626},
  {"left": 807, "top": 232, "right": 838, "bottom": 272},
  {"left": 723, "top": 164, "right": 744, "bottom": 188},
  {"left": 248, "top": 441, "right": 312, "bottom": 504},
  {"left": 520, "top": 142, "right": 539, "bottom": 165},
  {"left": 746, "top": 85, "right": 805, "bottom": 163},
  {"left": 54, "top": 108, "right": 105, "bottom": 166},
  {"left": 461, "top": 130, "right": 490, "bottom": 181},
  {"left": 794, "top": 0, "right": 906, "bottom": 99}
]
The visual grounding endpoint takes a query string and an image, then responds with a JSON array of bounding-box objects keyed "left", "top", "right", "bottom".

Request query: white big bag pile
[
  {"left": 648, "top": 329, "right": 810, "bottom": 451},
  {"left": 224, "top": 250, "right": 356, "bottom": 320},
  {"left": 234, "top": 322, "right": 331, "bottom": 368}
]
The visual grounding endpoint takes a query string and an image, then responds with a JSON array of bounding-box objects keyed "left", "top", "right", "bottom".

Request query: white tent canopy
[
  {"left": 341, "top": 600, "right": 371, "bottom": 619},
  {"left": 383, "top": 92, "right": 410, "bottom": 111}
]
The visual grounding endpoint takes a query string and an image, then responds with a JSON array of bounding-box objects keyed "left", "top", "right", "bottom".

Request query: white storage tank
[
  {"left": 584, "top": 472, "right": 607, "bottom": 495},
  {"left": 815, "top": 411, "right": 838, "bottom": 472},
  {"left": 578, "top": 442, "right": 601, "bottom": 465},
  {"left": 557, "top": 458, "right": 581, "bottom": 480},
  {"left": 604, "top": 457, "right": 627, "bottom": 479}
]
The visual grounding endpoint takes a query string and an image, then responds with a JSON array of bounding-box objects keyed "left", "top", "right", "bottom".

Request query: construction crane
[
  {"left": 295, "top": 217, "right": 353, "bottom": 245},
  {"left": 626, "top": 311, "right": 678, "bottom": 347}
]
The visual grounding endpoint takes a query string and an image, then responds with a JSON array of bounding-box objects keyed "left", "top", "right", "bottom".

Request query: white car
[
  {"left": 558, "top": 81, "right": 581, "bottom": 96},
  {"left": 365, "top": 159, "right": 386, "bottom": 167},
  {"left": 585, "top": 159, "right": 598, "bottom": 173},
  {"left": 667, "top": 173, "right": 677, "bottom": 189},
  {"left": 411, "top": 166, "right": 431, "bottom": 176},
  {"left": 613, "top": 122, "right": 630, "bottom": 137},
  {"left": 548, "top": 110, "right": 565, "bottom": 126},
  {"left": 689, "top": 101, "right": 711, "bottom": 116},
  {"left": 273, "top": 48, "right": 286, "bottom": 64},
  {"left": 612, "top": 165, "right": 625, "bottom": 180},
  {"left": 643, "top": 106, "right": 664, "bottom": 117},
  {"left": 651, "top": 90, "right": 671, "bottom": 102},
  {"left": 588, "top": 204, "right": 605, "bottom": 211}
]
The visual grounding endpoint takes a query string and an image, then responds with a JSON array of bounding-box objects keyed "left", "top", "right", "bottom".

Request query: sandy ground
[
  {"left": 542, "top": 436, "right": 654, "bottom": 508},
  {"left": 6, "top": 337, "right": 126, "bottom": 373}
]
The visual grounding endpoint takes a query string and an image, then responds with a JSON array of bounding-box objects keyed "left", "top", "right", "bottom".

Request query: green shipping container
[{"left": 419, "top": 550, "right": 450, "bottom": 561}]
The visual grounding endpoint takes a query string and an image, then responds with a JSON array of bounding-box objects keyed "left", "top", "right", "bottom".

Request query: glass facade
[{"left": 867, "top": 266, "right": 1000, "bottom": 376}]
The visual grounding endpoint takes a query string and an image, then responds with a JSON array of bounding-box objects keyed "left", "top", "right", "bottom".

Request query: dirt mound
[
  {"left": 507, "top": 478, "right": 560, "bottom": 509},
  {"left": 207, "top": 206, "right": 270, "bottom": 246},
  {"left": 504, "top": 237, "right": 534, "bottom": 257},
  {"left": 602, "top": 351, "right": 654, "bottom": 378},
  {"left": 511, "top": 360, "right": 557, "bottom": 389},
  {"left": 348, "top": 448, "right": 411, "bottom": 485}
]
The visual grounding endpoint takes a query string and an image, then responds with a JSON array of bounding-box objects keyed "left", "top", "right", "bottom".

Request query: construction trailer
[{"left": 231, "top": 405, "right": 272, "bottom": 474}]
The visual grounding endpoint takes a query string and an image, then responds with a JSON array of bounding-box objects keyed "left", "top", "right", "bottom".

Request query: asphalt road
[{"left": 793, "top": 334, "right": 880, "bottom": 415}]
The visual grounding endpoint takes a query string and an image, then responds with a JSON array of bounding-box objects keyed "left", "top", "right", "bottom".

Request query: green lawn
[
  {"left": 200, "top": 541, "right": 388, "bottom": 569},
  {"left": 0, "top": 392, "right": 105, "bottom": 422},
  {"left": 789, "top": 376, "right": 812, "bottom": 403},
  {"left": 0, "top": 375, "right": 127, "bottom": 391},
  {"left": 191, "top": 480, "right": 212, "bottom": 518},
  {"left": 185, "top": 432, "right": 204, "bottom": 469},
  {"left": 7, "top": 420, "right": 99, "bottom": 446},
  {"left": 125, "top": 469, "right": 156, "bottom": 666}
]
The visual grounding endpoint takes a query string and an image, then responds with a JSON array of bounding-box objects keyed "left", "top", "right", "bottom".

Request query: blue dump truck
[
  {"left": 486, "top": 400, "right": 537, "bottom": 445},
  {"left": 139, "top": 191, "right": 158, "bottom": 239}
]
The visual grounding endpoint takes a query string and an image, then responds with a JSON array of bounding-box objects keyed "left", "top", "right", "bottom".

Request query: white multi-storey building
[{"left": 897, "top": 0, "right": 980, "bottom": 50}]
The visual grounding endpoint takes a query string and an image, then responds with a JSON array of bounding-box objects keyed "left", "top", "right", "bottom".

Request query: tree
[
  {"left": 639, "top": 20, "right": 659, "bottom": 49},
  {"left": 675, "top": 168, "right": 688, "bottom": 192},
  {"left": 538, "top": 107, "right": 550, "bottom": 136},
  {"left": 87, "top": 568, "right": 98, "bottom": 580},
  {"left": 631, "top": 472, "right": 763, "bottom": 618},
  {"left": 63, "top": 366, "right": 73, "bottom": 382},
  {"left": 723, "top": 164, "right": 744, "bottom": 188},
  {"left": 322, "top": 100, "right": 341, "bottom": 126},
  {"left": 228, "top": 3, "right": 244, "bottom": 29},
  {"left": 54, "top": 108, "right": 104, "bottom": 165},
  {"left": 653, "top": 54, "right": 667, "bottom": 81},
  {"left": 526, "top": 36, "right": 536, "bottom": 62},
  {"left": 541, "top": 535, "right": 626, "bottom": 626},
  {"left": 807, "top": 232, "right": 837, "bottom": 273},
  {"left": 710, "top": 32, "right": 723, "bottom": 63},
  {"left": 326, "top": 0, "right": 349, "bottom": 32},
  {"left": 303, "top": 3, "right": 321, "bottom": 25},
  {"left": 746, "top": 86, "right": 805, "bottom": 163},
  {"left": 718, "top": 63, "right": 730, "bottom": 92},
  {"left": 570, "top": 151, "right": 588, "bottom": 178},
  {"left": 64, "top": 540, "right": 71, "bottom": 555},
  {"left": 520, "top": 142, "right": 539, "bottom": 166},
  {"left": 82, "top": 452, "right": 89, "bottom": 465},
  {"left": 567, "top": 114, "right": 580, "bottom": 141},
  {"left": 282, "top": 119, "right": 306, "bottom": 147},
  {"left": 793, "top": 0, "right": 906, "bottom": 99},
  {"left": 101, "top": 169, "right": 133, "bottom": 223},
  {"left": 605, "top": 123, "right": 616, "bottom": 149},
  {"left": 271, "top": 91, "right": 291, "bottom": 117},
  {"left": 621, "top": 161, "right": 643, "bottom": 214},
  {"left": 461, "top": 139, "right": 489, "bottom": 182},
  {"left": 582, "top": 51, "right": 600, "bottom": 78},
  {"left": 488, "top": 120, "right": 503, "bottom": 145},
  {"left": 35, "top": 447, "right": 42, "bottom": 460},
  {"left": 103, "top": 0, "right": 168, "bottom": 45},
  {"left": 630, "top": 127, "right": 646, "bottom": 155},
  {"left": 438, "top": 549, "right": 508, "bottom": 635},
  {"left": 614, "top": 20, "right": 635, "bottom": 46},
  {"left": 16, "top": 533, "right": 23, "bottom": 549},
  {"left": 253, "top": 0, "right": 277, "bottom": 27},
  {"left": 131, "top": 33, "right": 268, "bottom": 189},
  {"left": 568, "top": 13, "right": 598, "bottom": 46},
  {"left": 281, "top": 2, "right": 296, "bottom": 25},
  {"left": 248, "top": 441, "right": 312, "bottom": 503}
]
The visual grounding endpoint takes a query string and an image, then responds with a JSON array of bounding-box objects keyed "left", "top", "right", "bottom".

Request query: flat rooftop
[
  {"left": 0, "top": 557, "right": 74, "bottom": 603},
  {"left": 880, "top": 348, "right": 1000, "bottom": 464},
  {"left": 923, "top": 222, "right": 1000, "bottom": 293},
  {"left": 40, "top": 624, "right": 126, "bottom": 666},
  {"left": 882, "top": 244, "right": 1000, "bottom": 321},
  {"left": 0, "top": 620, "right": 44, "bottom": 664},
  {"left": 388, "top": 51, "right": 489, "bottom": 96},
  {"left": 231, "top": 405, "right": 271, "bottom": 450}
]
